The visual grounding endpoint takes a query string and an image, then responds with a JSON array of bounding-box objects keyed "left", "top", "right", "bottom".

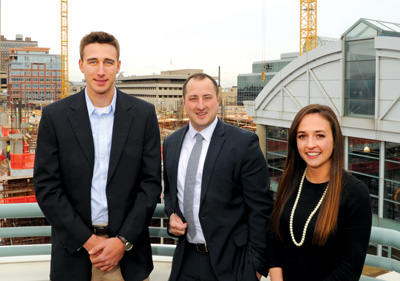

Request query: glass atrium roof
[{"left": 342, "top": 18, "right": 400, "bottom": 40}]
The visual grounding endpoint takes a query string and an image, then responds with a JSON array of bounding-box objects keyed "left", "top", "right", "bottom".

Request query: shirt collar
[
  {"left": 188, "top": 116, "right": 218, "bottom": 142},
  {"left": 85, "top": 87, "right": 117, "bottom": 117}
]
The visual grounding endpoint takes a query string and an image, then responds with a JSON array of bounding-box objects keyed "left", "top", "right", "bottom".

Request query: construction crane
[
  {"left": 300, "top": 0, "right": 317, "bottom": 55},
  {"left": 61, "top": 0, "right": 69, "bottom": 99}
]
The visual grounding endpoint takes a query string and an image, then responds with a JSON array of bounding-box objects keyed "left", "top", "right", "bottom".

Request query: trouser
[{"left": 176, "top": 242, "right": 218, "bottom": 281}]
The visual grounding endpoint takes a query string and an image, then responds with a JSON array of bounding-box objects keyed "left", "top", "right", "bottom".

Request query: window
[
  {"left": 345, "top": 40, "right": 376, "bottom": 117},
  {"left": 348, "top": 137, "right": 380, "bottom": 214},
  {"left": 384, "top": 142, "right": 400, "bottom": 222},
  {"left": 266, "top": 126, "right": 288, "bottom": 192}
]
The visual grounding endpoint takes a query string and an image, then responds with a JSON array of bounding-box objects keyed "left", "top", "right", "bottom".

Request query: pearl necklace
[{"left": 289, "top": 168, "right": 329, "bottom": 247}]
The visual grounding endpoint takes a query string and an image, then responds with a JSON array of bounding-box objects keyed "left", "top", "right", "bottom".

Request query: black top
[{"left": 267, "top": 173, "right": 372, "bottom": 281}]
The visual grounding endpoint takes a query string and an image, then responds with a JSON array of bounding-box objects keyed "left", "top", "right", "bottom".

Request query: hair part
[
  {"left": 182, "top": 73, "right": 218, "bottom": 98},
  {"left": 79, "top": 31, "right": 120, "bottom": 60},
  {"left": 270, "top": 104, "right": 345, "bottom": 246}
]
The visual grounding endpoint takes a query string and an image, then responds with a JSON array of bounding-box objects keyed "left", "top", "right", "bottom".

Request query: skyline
[{"left": 1, "top": 0, "right": 400, "bottom": 87}]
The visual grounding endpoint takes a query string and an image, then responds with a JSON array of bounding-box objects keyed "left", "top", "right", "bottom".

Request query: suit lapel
[
  {"left": 107, "top": 90, "right": 134, "bottom": 185},
  {"left": 68, "top": 91, "right": 95, "bottom": 169},
  {"left": 170, "top": 126, "right": 188, "bottom": 211},
  {"left": 200, "top": 120, "right": 225, "bottom": 206}
]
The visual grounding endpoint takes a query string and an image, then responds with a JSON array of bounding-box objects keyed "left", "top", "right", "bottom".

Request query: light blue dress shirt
[{"left": 85, "top": 89, "right": 117, "bottom": 224}]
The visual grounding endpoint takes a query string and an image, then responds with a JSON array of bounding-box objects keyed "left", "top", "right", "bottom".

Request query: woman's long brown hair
[{"left": 270, "top": 104, "right": 345, "bottom": 246}]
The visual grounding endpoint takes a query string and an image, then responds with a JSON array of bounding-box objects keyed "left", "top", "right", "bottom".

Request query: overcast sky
[{"left": 1, "top": 0, "right": 399, "bottom": 87}]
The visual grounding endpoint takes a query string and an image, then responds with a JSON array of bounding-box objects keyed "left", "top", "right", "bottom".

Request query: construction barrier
[
  {"left": 0, "top": 195, "right": 37, "bottom": 204},
  {"left": 1, "top": 124, "right": 19, "bottom": 137},
  {"left": 10, "top": 153, "right": 35, "bottom": 169}
]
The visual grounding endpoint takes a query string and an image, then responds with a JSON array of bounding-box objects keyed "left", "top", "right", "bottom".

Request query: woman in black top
[{"left": 268, "top": 104, "right": 372, "bottom": 281}]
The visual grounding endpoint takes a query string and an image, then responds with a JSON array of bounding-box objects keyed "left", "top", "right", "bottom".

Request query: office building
[
  {"left": 1, "top": 35, "right": 38, "bottom": 72},
  {"left": 7, "top": 47, "right": 61, "bottom": 103},
  {"left": 244, "top": 18, "right": 400, "bottom": 231},
  {"left": 116, "top": 69, "right": 205, "bottom": 112}
]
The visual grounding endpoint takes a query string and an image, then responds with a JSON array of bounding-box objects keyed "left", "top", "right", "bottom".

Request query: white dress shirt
[
  {"left": 85, "top": 89, "right": 116, "bottom": 224},
  {"left": 177, "top": 117, "right": 218, "bottom": 243}
]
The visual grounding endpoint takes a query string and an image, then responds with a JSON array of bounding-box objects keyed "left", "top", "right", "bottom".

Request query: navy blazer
[
  {"left": 34, "top": 89, "right": 161, "bottom": 281},
  {"left": 164, "top": 119, "right": 273, "bottom": 281}
]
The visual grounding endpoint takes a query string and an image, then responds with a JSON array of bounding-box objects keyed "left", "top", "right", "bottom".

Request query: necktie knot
[{"left": 195, "top": 133, "right": 203, "bottom": 142}]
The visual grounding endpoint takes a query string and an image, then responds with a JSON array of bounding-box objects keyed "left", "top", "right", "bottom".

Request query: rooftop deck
[
  {"left": 1, "top": 203, "right": 399, "bottom": 281},
  {"left": 1, "top": 255, "right": 400, "bottom": 281},
  {"left": 0, "top": 255, "right": 272, "bottom": 281}
]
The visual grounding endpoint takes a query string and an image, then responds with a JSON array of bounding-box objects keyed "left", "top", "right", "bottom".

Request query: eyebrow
[
  {"left": 297, "top": 130, "right": 326, "bottom": 134},
  {"left": 86, "top": 57, "right": 115, "bottom": 62}
]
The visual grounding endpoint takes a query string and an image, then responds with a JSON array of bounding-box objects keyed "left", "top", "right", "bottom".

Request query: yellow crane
[
  {"left": 61, "top": 0, "right": 69, "bottom": 99},
  {"left": 300, "top": 0, "right": 317, "bottom": 55}
]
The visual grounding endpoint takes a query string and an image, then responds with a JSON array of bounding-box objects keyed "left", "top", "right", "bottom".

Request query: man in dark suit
[
  {"left": 163, "top": 73, "right": 273, "bottom": 281},
  {"left": 34, "top": 31, "right": 161, "bottom": 281}
]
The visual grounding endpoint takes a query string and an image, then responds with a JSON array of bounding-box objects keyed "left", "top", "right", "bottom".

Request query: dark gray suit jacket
[
  {"left": 34, "top": 89, "right": 161, "bottom": 281},
  {"left": 163, "top": 119, "right": 273, "bottom": 281}
]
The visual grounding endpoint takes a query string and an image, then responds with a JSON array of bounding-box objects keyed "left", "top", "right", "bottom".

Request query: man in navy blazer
[
  {"left": 163, "top": 73, "right": 273, "bottom": 281},
  {"left": 34, "top": 32, "right": 161, "bottom": 281}
]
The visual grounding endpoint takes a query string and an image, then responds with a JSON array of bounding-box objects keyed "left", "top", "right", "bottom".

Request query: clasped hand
[{"left": 84, "top": 235, "right": 125, "bottom": 272}]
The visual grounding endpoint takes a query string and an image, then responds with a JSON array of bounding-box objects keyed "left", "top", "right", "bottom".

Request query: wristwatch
[{"left": 116, "top": 235, "right": 133, "bottom": 251}]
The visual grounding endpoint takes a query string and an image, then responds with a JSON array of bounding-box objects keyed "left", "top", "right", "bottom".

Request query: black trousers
[{"left": 176, "top": 244, "right": 219, "bottom": 281}]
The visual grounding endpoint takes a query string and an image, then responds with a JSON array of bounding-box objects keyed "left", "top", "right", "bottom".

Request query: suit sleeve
[
  {"left": 34, "top": 108, "right": 92, "bottom": 254},
  {"left": 162, "top": 137, "right": 185, "bottom": 238},
  {"left": 117, "top": 105, "right": 162, "bottom": 244},
  {"left": 241, "top": 133, "right": 273, "bottom": 276}
]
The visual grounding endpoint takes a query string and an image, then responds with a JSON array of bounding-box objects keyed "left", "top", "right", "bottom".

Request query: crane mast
[
  {"left": 300, "top": 0, "right": 317, "bottom": 55},
  {"left": 61, "top": 0, "right": 69, "bottom": 99}
]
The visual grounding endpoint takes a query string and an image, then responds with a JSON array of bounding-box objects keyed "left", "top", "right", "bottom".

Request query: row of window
[
  {"left": 10, "top": 90, "right": 61, "bottom": 100},
  {"left": 265, "top": 125, "right": 400, "bottom": 223},
  {"left": 9, "top": 64, "right": 61, "bottom": 70},
  {"left": 10, "top": 71, "right": 61, "bottom": 76},
  {"left": 11, "top": 77, "right": 61, "bottom": 82},
  {"left": 12, "top": 84, "right": 61, "bottom": 89}
]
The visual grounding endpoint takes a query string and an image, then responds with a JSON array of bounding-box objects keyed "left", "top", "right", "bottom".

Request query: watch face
[{"left": 125, "top": 242, "right": 133, "bottom": 251}]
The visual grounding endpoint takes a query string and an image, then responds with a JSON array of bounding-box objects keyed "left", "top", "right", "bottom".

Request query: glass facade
[
  {"left": 384, "top": 142, "right": 400, "bottom": 222},
  {"left": 345, "top": 39, "right": 376, "bottom": 117},
  {"left": 237, "top": 60, "right": 293, "bottom": 106},
  {"left": 237, "top": 74, "right": 266, "bottom": 106},
  {"left": 348, "top": 137, "right": 380, "bottom": 214},
  {"left": 345, "top": 22, "right": 378, "bottom": 40},
  {"left": 7, "top": 50, "right": 61, "bottom": 102},
  {"left": 265, "top": 126, "right": 288, "bottom": 192}
]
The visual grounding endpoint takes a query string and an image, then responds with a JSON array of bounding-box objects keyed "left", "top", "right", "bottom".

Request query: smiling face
[
  {"left": 296, "top": 113, "right": 334, "bottom": 176},
  {"left": 79, "top": 42, "right": 121, "bottom": 100},
  {"left": 183, "top": 77, "right": 220, "bottom": 132}
]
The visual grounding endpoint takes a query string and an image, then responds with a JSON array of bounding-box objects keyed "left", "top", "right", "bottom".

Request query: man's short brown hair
[
  {"left": 79, "top": 31, "right": 120, "bottom": 60},
  {"left": 182, "top": 73, "right": 218, "bottom": 97}
]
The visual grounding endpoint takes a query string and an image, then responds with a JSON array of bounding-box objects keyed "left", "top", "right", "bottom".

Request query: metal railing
[
  {"left": 360, "top": 226, "right": 400, "bottom": 281},
  {"left": 1, "top": 203, "right": 400, "bottom": 280},
  {"left": 0, "top": 203, "right": 175, "bottom": 257}
]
